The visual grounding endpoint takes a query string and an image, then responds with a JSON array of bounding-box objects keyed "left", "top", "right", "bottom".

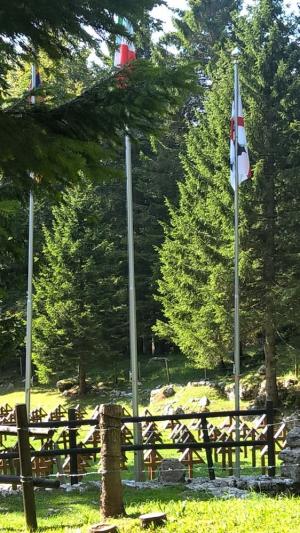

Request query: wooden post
[
  {"left": 15, "top": 404, "right": 37, "bottom": 532},
  {"left": 266, "top": 400, "right": 275, "bottom": 477},
  {"left": 100, "top": 404, "right": 125, "bottom": 518},
  {"left": 201, "top": 416, "right": 215, "bottom": 480},
  {"left": 68, "top": 408, "right": 78, "bottom": 485}
]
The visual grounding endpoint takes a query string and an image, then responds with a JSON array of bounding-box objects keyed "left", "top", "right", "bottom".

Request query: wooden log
[
  {"left": 89, "top": 524, "right": 118, "bottom": 532},
  {"left": 68, "top": 408, "right": 78, "bottom": 485},
  {"left": 140, "top": 512, "right": 167, "bottom": 528},
  {"left": 266, "top": 400, "right": 275, "bottom": 477},
  {"left": 0, "top": 475, "right": 60, "bottom": 488},
  {"left": 100, "top": 404, "right": 125, "bottom": 518},
  {"left": 15, "top": 404, "right": 38, "bottom": 532}
]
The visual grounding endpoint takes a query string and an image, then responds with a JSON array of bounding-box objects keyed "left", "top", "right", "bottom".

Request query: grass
[
  {"left": 0, "top": 349, "right": 299, "bottom": 532},
  {"left": 0, "top": 485, "right": 299, "bottom": 532}
]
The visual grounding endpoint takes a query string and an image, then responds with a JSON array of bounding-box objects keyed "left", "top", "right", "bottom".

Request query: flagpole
[
  {"left": 125, "top": 134, "right": 143, "bottom": 481},
  {"left": 232, "top": 48, "right": 241, "bottom": 478},
  {"left": 25, "top": 64, "right": 36, "bottom": 415}
]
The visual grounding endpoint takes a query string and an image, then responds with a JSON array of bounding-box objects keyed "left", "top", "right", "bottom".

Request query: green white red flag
[{"left": 114, "top": 17, "right": 136, "bottom": 67}]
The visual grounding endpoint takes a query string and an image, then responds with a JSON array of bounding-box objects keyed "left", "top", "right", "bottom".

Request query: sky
[{"left": 152, "top": 0, "right": 299, "bottom": 35}]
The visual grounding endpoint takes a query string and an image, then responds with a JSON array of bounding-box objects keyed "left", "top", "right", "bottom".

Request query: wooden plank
[{"left": 15, "top": 404, "right": 37, "bottom": 531}]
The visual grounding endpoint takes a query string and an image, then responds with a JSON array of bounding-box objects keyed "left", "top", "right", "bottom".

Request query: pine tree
[
  {"left": 155, "top": 0, "right": 300, "bottom": 404},
  {"left": 33, "top": 181, "right": 127, "bottom": 393}
]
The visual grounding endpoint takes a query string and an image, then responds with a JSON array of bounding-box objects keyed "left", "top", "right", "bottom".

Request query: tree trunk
[
  {"left": 264, "top": 321, "right": 279, "bottom": 406},
  {"left": 262, "top": 152, "right": 278, "bottom": 406},
  {"left": 78, "top": 355, "right": 87, "bottom": 395}
]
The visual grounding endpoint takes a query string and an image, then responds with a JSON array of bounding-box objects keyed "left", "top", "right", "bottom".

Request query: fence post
[
  {"left": 201, "top": 416, "right": 215, "bottom": 480},
  {"left": 100, "top": 404, "right": 125, "bottom": 518},
  {"left": 68, "top": 408, "right": 78, "bottom": 485},
  {"left": 15, "top": 404, "right": 37, "bottom": 531},
  {"left": 266, "top": 400, "right": 275, "bottom": 477}
]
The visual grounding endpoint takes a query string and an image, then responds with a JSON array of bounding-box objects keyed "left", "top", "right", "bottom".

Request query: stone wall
[{"left": 279, "top": 427, "right": 300, "bottom": 482}]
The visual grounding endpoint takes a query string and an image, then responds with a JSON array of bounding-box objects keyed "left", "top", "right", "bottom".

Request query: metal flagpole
[
  {"left": 125, "top": 134, "right": 143, "bottom": 481},
  {"left": 232, "top": 48, "right": 241, "bottom": 477},
  {"left": 25, "top": 64, "right": 36, "bottom": 415}
]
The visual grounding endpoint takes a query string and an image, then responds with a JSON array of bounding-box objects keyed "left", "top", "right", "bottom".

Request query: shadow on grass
[{"left": 0, "top": 483, "right": 217, "bottom": 531}]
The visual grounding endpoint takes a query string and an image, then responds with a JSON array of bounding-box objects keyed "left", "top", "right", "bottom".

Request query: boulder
[
  {"left": 187, "top": 381, "right": 207, "bottom": 387},
  {"left": 284, "top": 378, "right": 298, "bottom": 388},
  {"left": 157, "top": 459, "right": 186, "bottom": 483},
  {"left": 62, "top": 385, "right": 79, "bottom": 397},
  {"left": 56, "top": 378, "right": 76, "bottom": 392},
  {"left": 286, "top": 427, "right": 300, "bottom": 448},
  {"left": 199, "top": 396, "right": 210, "bottom": 408},
  {"left": 225, "top": 384, "right": 235, "bottom": 401},
  {"left": 279, "top": 427, "right": 300, "bottom": 482},
  {"left": 150, "top": 386, "right": 176, "bottom": 403},
  {"left": 162, "top": 385, "right": 176, "bottom": 398},
  {"left": 257, "top": 365, "right": 266, "bottom": 376},
  {"left": 5, "top": 383, "right": 14, "bottom": 392},
  {"left": 240, "top": 382, "right": 259, "bottom": 401},
  {"left": 166, "top": 406, "right": 185, "bottom": 416}
]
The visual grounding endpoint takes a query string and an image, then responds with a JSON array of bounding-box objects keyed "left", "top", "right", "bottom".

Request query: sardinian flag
[
  {"left": 114, "top": 17, "right": 136, "bottom": 67},
  {"left": 230, "top": 91, "right": 250, "bottom": 190}
]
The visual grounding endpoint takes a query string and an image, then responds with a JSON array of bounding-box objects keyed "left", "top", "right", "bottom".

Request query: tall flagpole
[
  {"left": 232, "top": 48, "right": 241, "bottom": 477},
  {"left": 25, "top": 64, "right": 36, "bottom": 415},
  {"left": 125, "top": 134, "right": 143, "bottom": 481}
]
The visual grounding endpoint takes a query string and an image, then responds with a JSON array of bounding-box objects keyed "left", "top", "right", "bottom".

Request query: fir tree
[
  {"left": 33, "top": 181, "right": 127, "bottom": 393},
  {"left": 155, "top": 0, "right": 300, "bottom": 404}
]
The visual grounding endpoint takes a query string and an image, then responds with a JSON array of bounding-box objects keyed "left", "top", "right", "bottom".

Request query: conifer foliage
[
  {"left": 155, "top": 0, "right": 300, "bottom": 403},
  {"left": 33, "top": 182, "right": 127, "bottom": 393}
]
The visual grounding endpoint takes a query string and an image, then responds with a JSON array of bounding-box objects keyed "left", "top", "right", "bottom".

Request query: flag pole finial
[{"left": 231, "top": 47, "right": 241, "bottom": 61}]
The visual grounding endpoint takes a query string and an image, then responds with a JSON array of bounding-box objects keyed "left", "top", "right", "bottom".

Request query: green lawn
[{"left": 0, "top": 485, "right": 299, "bottom": 532}]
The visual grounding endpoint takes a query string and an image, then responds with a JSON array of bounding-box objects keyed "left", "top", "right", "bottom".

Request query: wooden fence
[{"left": 0, "top": 401, "right": 278, "bottom": 530}]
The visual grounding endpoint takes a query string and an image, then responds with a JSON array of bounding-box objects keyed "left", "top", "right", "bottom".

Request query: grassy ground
[
  {"left": 0, "top": 349, "right": 299, "bottom": 532},
  {"left": 0, "top": 485, "right": 299, "bottom": 532}
]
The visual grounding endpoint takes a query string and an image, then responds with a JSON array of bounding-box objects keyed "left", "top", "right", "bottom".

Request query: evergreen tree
[
  {"left": 33, "top": 181, "right": 127, "bottom": 393},
  {"left": 155, "top": 0, "right": 300, "bottom": 404}
]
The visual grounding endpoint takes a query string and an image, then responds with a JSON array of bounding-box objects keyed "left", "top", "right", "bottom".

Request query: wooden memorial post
[
  {"left": 100, "top": 404, "right": 125, "bottom": 518},
  {"left": 15, "top": 404, "right": 37, "bottom": 531}
]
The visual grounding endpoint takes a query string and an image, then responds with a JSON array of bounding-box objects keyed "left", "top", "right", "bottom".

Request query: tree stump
[
  {"left": 140, "top": 512, "right": 167, "bottom": 528},
  {"left": 89, "top": 524, "right": 118, "bottom": 532},
  {"left": 100, "top": 404, "right": 125, "bottom": 518}
]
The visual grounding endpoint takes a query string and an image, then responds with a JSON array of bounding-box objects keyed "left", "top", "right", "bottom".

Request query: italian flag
[{"left": 114, "top": 17, "right": 136, "bottom": 67}]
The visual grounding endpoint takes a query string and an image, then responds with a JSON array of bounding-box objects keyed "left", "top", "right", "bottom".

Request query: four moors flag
[
  {"left": 230, "top": 82, "right": 250, "bottom": 190},
  {"left": 114, "top": 17, "right": 136, "bottom": 67}
]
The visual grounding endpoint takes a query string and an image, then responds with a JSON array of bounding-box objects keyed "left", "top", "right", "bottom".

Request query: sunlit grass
[{"left": 0, "top": 485, "right": 299, "bottom": 532}]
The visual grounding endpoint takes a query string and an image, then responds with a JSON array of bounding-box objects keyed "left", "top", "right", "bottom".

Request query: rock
[
  {"left": 258, "top": 365, "right": 266, "bottom": 376},
  {"left": 279, "top": 427, "right": 300, "bottom": 482},
  {"left": 56, "top": 378, "right": 76, "bottom": 392},
  {"left": 286, "top": 427, "right": 300, "bottom": 448},
  {"left": 199, "top": 396, "right": 210, "bottom": 408},
  {"left": 63, "top": 385, "right": 79, "bottom": 397},
  {"left": 97, "top": 382, "right": 112, "bottom": 390},
  {"left": 157, "top": 459, "right": 186, "bottom": 483},
  {"left": 284, "top": 378, "right": 298, "bottom": 388},
  {"left": 279, "top": 447, "right": 300, "bottom": 464},
  {"left": 162, "top": 385, "right": 175, "bottom": 398},
  {"left": 258, "top": 379, "right": 266, "bottom": 394},
  {"left": 240, "top": 382, "right": 259, "bottom": 401},
  {"left": 284, "top": 411, "right": 300, "bottom": 428},
  {"left": 225, "top": 384, "right": 235, "bottom": 401},
  {"left": 166, "top": 406, "right": 184, "bottom": 416},
  {"left": 280, "top": 461, "right": 300, "bottom": 482},
  {"left": 150, "top": 385, "right": 176, "bottom": 403},
  {"left": 187, "top": 381, "right": 207, "bottom": 387}
]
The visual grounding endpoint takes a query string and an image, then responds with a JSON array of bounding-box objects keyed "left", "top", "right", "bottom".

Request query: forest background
[{"left": 0, "top": 0, "right": 299, "bottom": 406}]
